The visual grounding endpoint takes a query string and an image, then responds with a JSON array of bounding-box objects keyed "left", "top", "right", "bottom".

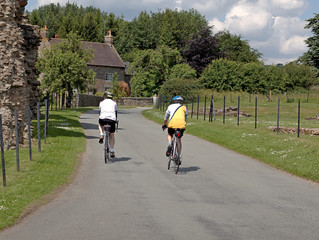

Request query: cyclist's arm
[{"left": 185, "top": 107, "right": 188, "bottom": 123}]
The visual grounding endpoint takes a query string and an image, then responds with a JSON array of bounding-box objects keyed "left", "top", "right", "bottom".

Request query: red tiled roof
[{"left": 49, "top": 38, "right": 125, "bottom": 68}]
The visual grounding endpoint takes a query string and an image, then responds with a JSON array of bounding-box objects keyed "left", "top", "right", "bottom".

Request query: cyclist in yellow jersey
[{"left": 162, "top": 96, "right": 187, "bottom": 158}]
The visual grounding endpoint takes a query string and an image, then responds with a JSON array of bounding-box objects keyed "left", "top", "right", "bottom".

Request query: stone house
[{"left": 40, "top": 28, "right": 130, "bottom": 93}]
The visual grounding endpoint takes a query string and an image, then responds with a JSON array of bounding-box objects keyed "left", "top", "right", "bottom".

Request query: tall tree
[
  {"left": 216, "top": 31, "right": 262, "bottom": 63},
  {"left": 302, "top": 14, "right": 319, "bottom": 71},
  {"left": 199, "top": 59, "right": 242, "bottom": 91},
  {"left": 36, "top": 32, "right": 96, "bottom": 107},
  {"left": 284, "top": 62, "right": 316, "bottom": 90},
  {"left": 129, "top": 46, "right": 182, "bottom": 96},
  {"left": 182, "top": 26, "right": 220, "bottom": 75}
]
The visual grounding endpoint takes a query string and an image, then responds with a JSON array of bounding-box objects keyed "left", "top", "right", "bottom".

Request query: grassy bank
[
  {"left": 143, "top": 108, "right": 319, "bottom": 183},
  {"left": 0, "top": 108, "right": 92, "bottom": 230}
]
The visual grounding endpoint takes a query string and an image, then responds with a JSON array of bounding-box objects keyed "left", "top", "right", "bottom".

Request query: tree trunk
[
  {"left": 66, "top": 86, "right": 73, "bottom": 108},
  {"left": 61, "top": 92, "right": 65, "bottom": 108}
]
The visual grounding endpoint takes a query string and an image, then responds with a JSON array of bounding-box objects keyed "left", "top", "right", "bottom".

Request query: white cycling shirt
[{"left": 99, "top": 99, "right": 117, "bottom": 121}]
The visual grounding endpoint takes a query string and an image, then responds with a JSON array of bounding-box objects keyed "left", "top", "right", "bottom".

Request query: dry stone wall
[{"left": 0, "top": 0, "right": 40, "bottom": 149}]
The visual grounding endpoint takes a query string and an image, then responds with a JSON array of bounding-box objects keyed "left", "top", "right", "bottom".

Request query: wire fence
[
  {"left": 0, "top": 99, "right": 50, "bottom": 187},
  {"left": 157, "top": 93, "right": 319, "bottom": 137}
]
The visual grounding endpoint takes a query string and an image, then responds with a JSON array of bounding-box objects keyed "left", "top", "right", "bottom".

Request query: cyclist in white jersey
[{"left": 98, "top": 92, "right": 117, "bottom": 158}]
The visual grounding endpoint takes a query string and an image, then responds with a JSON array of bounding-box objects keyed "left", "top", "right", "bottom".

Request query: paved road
[{"left": 1, "top": 108, "right": 319, "bottom": 240}]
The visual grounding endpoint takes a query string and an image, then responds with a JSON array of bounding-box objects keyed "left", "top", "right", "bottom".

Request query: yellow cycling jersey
[{"left": 167, "top": 105, "right": 187, "bottom": 129}]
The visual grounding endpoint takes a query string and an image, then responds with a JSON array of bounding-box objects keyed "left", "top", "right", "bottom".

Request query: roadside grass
[
  {"left": 143, "top": 107, "right": 319, "bottom": 183},
  {"left": 0, "top": 107, "right": 93, "bottom": 231}
]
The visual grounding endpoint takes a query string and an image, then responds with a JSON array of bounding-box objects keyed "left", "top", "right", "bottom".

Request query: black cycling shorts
[
  {"left": 99, "top": 119, "right": 116, "bottom": 133},
  {"left": 168, "top": 128, "right": 185, "bottom": 137}
]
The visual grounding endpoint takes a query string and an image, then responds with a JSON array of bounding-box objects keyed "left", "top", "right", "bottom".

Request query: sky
[{"left": 25, "top": 0, "right": 319, "bottom": 65}]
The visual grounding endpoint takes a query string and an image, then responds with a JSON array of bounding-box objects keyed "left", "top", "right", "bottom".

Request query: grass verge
[
  {"left": 0, "top": 107, "right": 93, "bottom": 231},
  {"left": 143, "top": 108, "right": 319, "bottom": 183}
]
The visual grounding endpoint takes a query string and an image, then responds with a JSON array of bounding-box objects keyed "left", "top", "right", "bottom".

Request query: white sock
[{"left": 110, "top": 149, "right": 114, "bottom": 153}]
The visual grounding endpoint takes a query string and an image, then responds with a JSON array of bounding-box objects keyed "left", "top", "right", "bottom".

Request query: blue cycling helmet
[{"left": 172, "top": 96, "right": 183, "bottom": 103}]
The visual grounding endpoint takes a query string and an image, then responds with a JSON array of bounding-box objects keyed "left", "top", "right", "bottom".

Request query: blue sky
[{"left": 25, "top": 0, "right": 319, "bottom": 65}]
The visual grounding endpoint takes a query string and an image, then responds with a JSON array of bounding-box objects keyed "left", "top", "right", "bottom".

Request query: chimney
[
  {"left": 104, "top": 30, "right": 113, "bottom": 45},
  {"left": 40, "top": 25, "right": 49, "bottom": 42}
]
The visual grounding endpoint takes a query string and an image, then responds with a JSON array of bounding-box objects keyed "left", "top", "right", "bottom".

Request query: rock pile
[
  {"left": 0, "top": 0, "right": 40, "bottom": 149},
  {"left": 268, "top": 126, "right": 319, "bottom": 136}
]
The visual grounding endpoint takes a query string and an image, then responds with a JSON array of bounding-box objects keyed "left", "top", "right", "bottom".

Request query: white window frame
[{"left": 105, "top": 73, "right": 113, "bottom": 82}]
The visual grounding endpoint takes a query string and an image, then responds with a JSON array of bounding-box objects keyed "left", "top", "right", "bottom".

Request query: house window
[{"left": 105, "top": 73, "right": 113, "bottom": 81}]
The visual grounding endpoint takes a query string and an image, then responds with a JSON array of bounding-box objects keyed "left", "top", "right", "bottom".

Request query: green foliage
[
  {"left": 159, "top": 78, "right": 199, "bottom": 99},
  {"left": 159, "top": 63, "right": 198, "bottom": 97},
  {"left": 109, "top": 73, "right": 130, "bottom": 99},
  {"left": 301, "top": 14, "right": 319, "bottom": 72},
  {"left": 182, "top": 26, "right": 220, "bottom": 75},
  {"left": 199, "top": 59, "right": 242, "bottom": 91},
  {"left": 200, "top": 59, "right": 316, "bottom": 95},
  {"left": 216, "top": 30, "right": 262, "bottom": 63},
  {"left": 115, "top": 9, "right": 208, "bottom": 55},
  {"left": 129, "top": 46, "right": 182, "bottom": 97},
  {"left": 284, "top": 62, "right": 317, "bottom": 90},
  {"left": 168, "top": 63, "right": 197, "bottom": 80},
  {"left": 239, "top": 62, "right": 268, "bottom": 94},
  {"left": 265, "top": 65, "right": 286, "bottom": 94},
  {"left": 36, "top": 32, "right": 95, "bottom": 107},
  {"left": 29, "top": 3, "right": 124, "bottom": 42}
]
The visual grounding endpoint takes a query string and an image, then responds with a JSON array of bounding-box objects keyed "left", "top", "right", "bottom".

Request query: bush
[{"left": 159, "top": 78, "right": 199, "bottom": 99}]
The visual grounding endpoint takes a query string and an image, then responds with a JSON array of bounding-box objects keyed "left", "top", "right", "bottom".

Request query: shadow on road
[
  {"left": 112, "top": 157, "right": 132, "bottom": 163},
  {"left": 179, "top": 166, "right": 200, "bottom": 174}
]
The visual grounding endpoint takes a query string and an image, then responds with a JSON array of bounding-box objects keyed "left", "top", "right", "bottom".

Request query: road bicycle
[
  {"left": 167, "top": 129, "right": 182, "bottom": 174},
  {"left": 103, "top": 124, "right": 111, "bottom": 164},
  {"left": 102, "top": 121, "right": 119, "bottom": 164}
]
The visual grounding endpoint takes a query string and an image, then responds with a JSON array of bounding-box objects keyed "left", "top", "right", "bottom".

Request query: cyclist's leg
[
  {"left": 166, "top": 128, "right": 174, "bottom": 157},
  {"left": 177, "top": 137, "right": 182, "bottom": 154},
  {"left": 108, "top": 121, "right": 116, "bottom": 157},
  {"left": 98, "top": 119, "right": 105, "bottom": 143}
]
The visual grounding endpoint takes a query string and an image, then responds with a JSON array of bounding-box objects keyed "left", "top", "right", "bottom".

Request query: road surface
[{"left": 1, "top": 107, "right": 319, "bottom": 240}]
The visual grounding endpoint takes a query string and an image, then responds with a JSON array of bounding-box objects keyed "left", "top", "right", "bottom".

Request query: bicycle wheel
[
  {"left": 174, "top": 157, "right": 180, "bottom": 174},
  {"left": 104, "top": 133, "right": 110, "bottom": 164},
  {"left": 174, "top": 139, "right": 180, "bottom": 174}
]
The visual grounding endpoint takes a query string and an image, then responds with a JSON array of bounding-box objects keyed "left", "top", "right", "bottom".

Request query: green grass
[
  {"left": 0, "top": 107, "right": 93, "bottom": 230},
  {"left": 143, "top": 107, "right": 319, "bottom": 182}
]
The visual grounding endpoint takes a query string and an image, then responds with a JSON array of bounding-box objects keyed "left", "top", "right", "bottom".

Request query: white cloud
[
  {"left": 271, "top": 0, "right": 306, "bottom": 10},
  {"left": 223, "top": 1, "right": 274, "bottom": 40},
  {"left": 206, "top": 0, "right": 311, "bottom": 64},
  {"left": 280, "top": 35, "right": 308, "bottom": 54}
]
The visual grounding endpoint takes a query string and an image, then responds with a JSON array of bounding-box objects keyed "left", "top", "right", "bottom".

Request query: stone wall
[
  {"left": 74, "top": 94, "right": 153, "bottom": 107},
  {"left": 0, "top": 0, "right": 41, "bottom": 149}
]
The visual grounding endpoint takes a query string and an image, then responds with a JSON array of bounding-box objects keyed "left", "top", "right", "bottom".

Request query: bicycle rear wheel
[
  {"left": 174, "top": 158, "right": 180, "bottom": 174},
  {"left": 174, "top": 140, "right": 180, "bottom": 174},
  {"left": 104, "top": 133, "right": 110, "bottom": 163}
]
